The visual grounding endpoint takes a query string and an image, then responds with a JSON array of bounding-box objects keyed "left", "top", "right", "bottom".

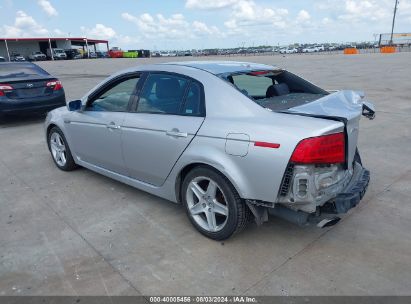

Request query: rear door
[
  {"left": 66, "top": 74, "right": 141, "bottom": 175},
  {"left": 121, "top": 72, "right": 205, "bottom": 186}
]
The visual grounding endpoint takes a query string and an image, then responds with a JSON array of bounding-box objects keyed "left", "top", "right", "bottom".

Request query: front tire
[
  {"left": 182, "top": 166, "right": 250, "bottom": 240},
  {"left": 48, "top": 127, "right": 77, "bottom": 171}
]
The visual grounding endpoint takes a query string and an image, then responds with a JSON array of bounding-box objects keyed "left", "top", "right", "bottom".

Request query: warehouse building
[{"left": 0, "top": 37, "right": 109, "bottom": 60}]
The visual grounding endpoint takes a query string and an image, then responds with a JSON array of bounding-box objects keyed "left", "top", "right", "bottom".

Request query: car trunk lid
[
  {"left": 1, "top": 77, "right": 57, "bottom": 99},
  {"left": 284, "top": 90, "right": 375, "bottom": 169}
]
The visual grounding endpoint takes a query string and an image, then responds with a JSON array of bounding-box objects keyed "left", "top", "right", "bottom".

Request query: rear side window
[
  {"left": 137, "top": 73, "right": 189, "bottom": 115},
  {"left": 232, "top": 74, "right": 273, "bottom": 97},
  {"left": 182, "top": 82, "right": 203, "bottom": 116},
  {"left": 0, "top": 63, "right": 49, "bottom": 79}
]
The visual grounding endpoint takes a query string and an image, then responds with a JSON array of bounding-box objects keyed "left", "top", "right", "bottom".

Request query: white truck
[
  {"left": 47, "top": 48, "right": 67, "bottom": 60},
  {"left": 28, "top": 51, "right": 47, "bottom": 61}
]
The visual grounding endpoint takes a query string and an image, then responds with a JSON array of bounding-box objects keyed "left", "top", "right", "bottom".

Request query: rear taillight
[
  {"left": 0, "top": 84, "right": 13, "bottom": 96},
  {"left": 46, "top": 80, "right": 63, "bottom": 91},
  {"left": 290, "top": 132, "right": 345, "bottom": 164}
]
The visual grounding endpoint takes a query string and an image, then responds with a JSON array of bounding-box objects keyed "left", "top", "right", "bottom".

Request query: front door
[
  {"left": 66, "top": 75, "right": 141, "bottom": 175},
  {"left": 121, "top": 72, "right": 205, "bottom": 186}
]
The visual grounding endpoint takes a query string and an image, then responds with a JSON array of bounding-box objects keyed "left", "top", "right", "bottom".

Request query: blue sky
[{"left": 1, "top": 0, "right": 411, "bottom": 50}]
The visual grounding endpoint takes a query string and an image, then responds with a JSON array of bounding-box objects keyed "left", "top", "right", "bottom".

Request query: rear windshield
[
  {"left": 221, "top": 70, "right": 328, "bottom": 111},
  {"left": 0, "top": 63, "right": 49, "bottom": 79}
]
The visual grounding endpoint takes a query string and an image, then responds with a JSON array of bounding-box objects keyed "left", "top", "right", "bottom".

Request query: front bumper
[{"left": 0, "top": 92, "right": 66, "bottom": 114}]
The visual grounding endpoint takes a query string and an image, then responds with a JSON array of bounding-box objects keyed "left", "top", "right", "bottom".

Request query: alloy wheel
[
  {"left": 186, "top": 176, "right": 229, "bottom": 232},
  {"left": 50, "top": 132, "right": 67, "bottom": 167}
]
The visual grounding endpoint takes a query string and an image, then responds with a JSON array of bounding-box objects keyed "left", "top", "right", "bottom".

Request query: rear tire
[
  {"left": 182, "top": 166, "right": 250, "bottom": 240},
  {"left": 48, "top": 126, "right": 77, "bottom": 171}
]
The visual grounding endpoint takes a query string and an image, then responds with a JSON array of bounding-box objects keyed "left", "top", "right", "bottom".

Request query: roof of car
[{"left": 164, "top": 61, "right": 279, "bottom": 75}]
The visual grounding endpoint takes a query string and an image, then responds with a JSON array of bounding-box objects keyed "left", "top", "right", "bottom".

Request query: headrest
[
  {"left": 266, "top": 83, "right": 290, "bottom": 97},
  {"left": 156, "top": 78, "right": 181, "bottom": 99}
]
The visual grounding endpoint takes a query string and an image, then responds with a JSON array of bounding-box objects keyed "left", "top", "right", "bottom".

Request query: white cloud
[
  {"left": 296, "top": 10, "right": 311, "bottom": 23},
  {"left": 80, "top": 23, "right": 116, "bottom": 39},
  {"left": 122, "top": 12, "right": 223, "bottom": 41},
  {"left": 338, "top": 0, "right": 389, "bottom": 21},
  {"left": 0, "top": 11, "right": 49, "bottom": 37},
  {"left": 185, "top": 0, "right": 237, "bottom": 10},
  {"left": 223, "top": 0, "right": 289, "bottom": 34},
  {"left": 37, "top": 0, "right": 58, "bottom": 17}
]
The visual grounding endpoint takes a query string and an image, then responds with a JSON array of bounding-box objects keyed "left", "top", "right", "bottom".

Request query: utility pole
[{"left": 390, "top": 0, "right": 399, "bottom": 45}]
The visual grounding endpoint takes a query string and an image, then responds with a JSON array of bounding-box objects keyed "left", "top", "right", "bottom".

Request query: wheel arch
[
  {"left": 46, "top": 123, "right": 59, "bottom": 150},
  {"left": 174, "top": 162, "right": 245, "bottom": 204}
]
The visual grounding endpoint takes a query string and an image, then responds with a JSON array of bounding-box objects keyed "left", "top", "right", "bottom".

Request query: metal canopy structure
[{"left": 0, "top": 37, "right": 110, "bottom": 61}]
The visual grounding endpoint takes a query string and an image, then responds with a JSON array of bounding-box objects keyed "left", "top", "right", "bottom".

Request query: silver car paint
[{"left": 45, "top": 62, "right": 368, "bottom": 207}]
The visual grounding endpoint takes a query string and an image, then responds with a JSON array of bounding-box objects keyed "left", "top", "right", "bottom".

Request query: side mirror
[{"left": 68, "top": 100, "right": 82, "bottom": 111}]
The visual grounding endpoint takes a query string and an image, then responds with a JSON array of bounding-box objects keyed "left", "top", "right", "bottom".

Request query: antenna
[{"left": 389, "top": 0, "right": 399, "bottom": 45}]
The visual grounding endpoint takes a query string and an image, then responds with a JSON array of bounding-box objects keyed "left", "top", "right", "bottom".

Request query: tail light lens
[
  {"left": 0, "top": 84, "right": 13, "bottom": 96},
  {"left": 46, "top": 80, "right": 63, "bottom": 91},
  {"left": 290, "top": 132, "right": 345, "bottom": 164}
]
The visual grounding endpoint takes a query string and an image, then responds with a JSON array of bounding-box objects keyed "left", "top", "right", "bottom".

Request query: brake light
[
  {"left": 46, "top": 80, "right": 63, "bottom": 91},
  {"left": 0, "top": 84, "right": 13, "bottom": 96},
  {"left": 290, "top": 132, "right": 345, "bottom": 164}
]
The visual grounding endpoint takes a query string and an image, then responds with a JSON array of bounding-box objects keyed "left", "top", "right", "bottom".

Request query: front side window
[
  {"left": 137, "top": 73, "right": 189, "bottom": 114},
  {"left": 86, "top": 76, "right": 140, "bottom": 112}
]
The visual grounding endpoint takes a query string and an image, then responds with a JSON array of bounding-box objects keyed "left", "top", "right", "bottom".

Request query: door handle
[
  {"left": 106, "top": 122, "right": 121, "bottom": 130},
  {"left": 166, "top": 129, "right": 188, "bottom": 138}
]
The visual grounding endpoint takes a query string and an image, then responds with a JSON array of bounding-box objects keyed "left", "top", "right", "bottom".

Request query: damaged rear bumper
[
  {"left": 320, "top": 165, "right": 370, "bottom": 215},
  {"left": 247, "top": 162, "right": 370, "bottom": 227}
]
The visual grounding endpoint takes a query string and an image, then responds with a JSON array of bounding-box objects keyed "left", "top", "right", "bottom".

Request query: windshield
[
  {"left": 54, "top": 49, "right": 64, "bottom": 53},
  {"left": 221, "top": 70, "right": 328, "bottom": 111},
  {"left": 0, "top": 63, "right": 49, "bottom": 79}
]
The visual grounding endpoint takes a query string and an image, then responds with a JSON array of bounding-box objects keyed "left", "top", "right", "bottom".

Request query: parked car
[
  {"left": 0, "top": 62, "right": 66, "bottom": 117},
  {"left": 0, "top": 56, "right": 6, "bottom": 62},
  {"left": 95, "top": 51, "right": 108, "bottom": 58},
  {"left": 280, "top": 48, "right": 298, "bottom": 54},
  {"left": 302, "top": 46, "right": 320, "bottom": 53},
  {"left": 64, "top": 49, "right": 82, "bottom": 60},
  {"left": 28, "top": 51, "right": 47, "bottom": 61},
  {"left": 315, "top": 45, "right": 325, "bottom": 52},
  {"left": 47, "top": 48, "right": 67, "bottom": 60},
  {"left": 45, "top": 61, "right": 375, "bottom": 240},
  {"left": 84, "top": 51, "right": 97, "bottom": 59},
  {"left": 10, "top": 52, "right": 26, "bottom": 62}
]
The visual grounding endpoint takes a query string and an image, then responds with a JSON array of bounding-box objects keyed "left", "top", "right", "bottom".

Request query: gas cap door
[{"left": 225, "top": 133, "right": 250, "bottom": 157}]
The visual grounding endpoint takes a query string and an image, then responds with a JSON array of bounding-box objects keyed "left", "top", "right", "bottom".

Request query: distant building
[
  {"left": 378, "top": 33, "right": 411, "bottom": 46},
  {"left": 0, "top": 37, "right": 109, "bottom": 60}
]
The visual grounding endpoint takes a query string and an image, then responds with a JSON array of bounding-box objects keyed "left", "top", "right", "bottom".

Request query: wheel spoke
[
  {"left": 51, "top": 141, "right": 59, "bottom": 151},
  {"left": 189, "top": 202, "right": 204, "bottom": 215},
  {"left": 57, "top": 135, "right": 64, "bottom": 147},
  {"left": 205, "top": 210, "right": 217, "bottom": 231},
  {"left": 60, "top": 151, "right": 66, "bottom": 164},
  {"left": 206, "top": 180, "right": 218, "bottom": 198},
  {"left": 213, "top": 200, "right": 228, "bottom": 216},
  {"left": 190, "top": 181, "right": 205, "bottom": 200}
]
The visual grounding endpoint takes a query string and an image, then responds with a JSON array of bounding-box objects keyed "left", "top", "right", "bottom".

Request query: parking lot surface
[{"left": 1, "top": 53, "right": 411, "bottom": 296}]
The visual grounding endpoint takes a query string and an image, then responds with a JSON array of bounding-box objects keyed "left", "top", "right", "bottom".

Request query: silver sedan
[{"left": 45, "top": 61, "right": 375, "bottom": 240}]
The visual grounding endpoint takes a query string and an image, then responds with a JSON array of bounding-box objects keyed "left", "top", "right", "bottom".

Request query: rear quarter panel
[{"left": 172, "top": 112, "right": 344, "bottom": 203}]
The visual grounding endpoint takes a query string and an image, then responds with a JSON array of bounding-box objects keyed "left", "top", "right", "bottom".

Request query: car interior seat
[
  {"left": 155, "top": 78, "right": 182, "bottom": 113},
  {"left": 266, "top": 83, "right": 290, "bottom": 98}
]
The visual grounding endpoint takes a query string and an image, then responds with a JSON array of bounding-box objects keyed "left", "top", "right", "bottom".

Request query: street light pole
[{"left": 390, "top": 0, "right": 399, "bottom": 45}]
